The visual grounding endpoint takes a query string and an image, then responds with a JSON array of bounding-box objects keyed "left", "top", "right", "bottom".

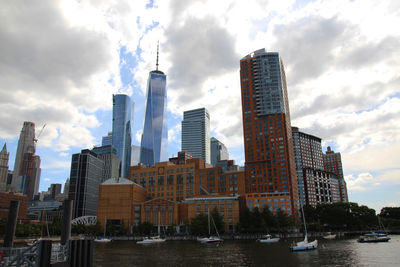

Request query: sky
[{"left": 1, "top": 0, "right": 399, "bottom": 213}]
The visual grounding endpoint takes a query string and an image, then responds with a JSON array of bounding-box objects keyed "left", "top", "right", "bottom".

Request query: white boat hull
[
  {"left": 290, "top": 240, "right": 318, "bottom": 251},
  {"left": 197, "top": 236, "right": 223, "bottom": 244},
  {"left": 257, "top": 238, "right": 280, "bottom": 243},
  {"left": 94, "top": 238, "right": 112, "bottom": 243},
  {"left": 137, "top": 237, "right": 166, "bottom": 244},
  {"left": 323, "top": 234, "right": 336, "bottom": 240}
]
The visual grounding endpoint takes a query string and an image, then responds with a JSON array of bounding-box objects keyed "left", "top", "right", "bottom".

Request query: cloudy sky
[{"left": 1, "top": 0, "right": 399, "bottom": 212}]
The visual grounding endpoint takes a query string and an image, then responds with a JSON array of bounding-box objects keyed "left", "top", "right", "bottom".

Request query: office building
[
  {"left": 210, "top": 137, "right": 229, "bottom": 166},
  {"left": 49, "top": 183, "right": 62, "bottom": 199},
  {"left": 240, "top": 49, "right": 298, "bottom": 216},
  {"left": 0, "top": 144, "right": 9, "bottom": 192},
  {"left": 112, "top": 94, "right": 133, "bottom": 178},
  {"left": 102, "top": 132, "right": 113, "bottom": 146},
  {"left": 140, "top": 48, "right": 168, "bottom": 167},
  {"left": 11, "top": 121, "right": 41, "bottom": 199},
  {"left": 181, "top": 108, "right": 211, "bottom": 164},
  {"left": 68, "top": 149, "right": 104, "bottom": 218},
  {"left": 131, "top": 145, "right": 141, "bottom": 166},
  {"left": 324, "top": 146, "right": 349, "bottom": 202},
  {"left": 92, "top": 145, "right": 119, "bottom": 182}
]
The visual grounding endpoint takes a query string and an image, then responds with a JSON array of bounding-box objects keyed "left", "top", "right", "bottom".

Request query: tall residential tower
[
  {"left": 112, "top": 94, "right": 133, "bottom": 178},
  {"left": 140, "top": 45, "right": 168, "bottom": 166},
  {"left": 181, "top": 108, "right": 210, "bottom": 164},
  {"left": 240, "top": 49, "right": 298, "bottom": 216}
]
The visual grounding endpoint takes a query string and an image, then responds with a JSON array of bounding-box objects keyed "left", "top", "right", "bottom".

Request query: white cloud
[{"left": 44, "top": 178, "right": 51, "bottom": 182}]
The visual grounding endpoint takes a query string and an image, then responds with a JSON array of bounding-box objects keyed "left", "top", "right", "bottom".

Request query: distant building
[
  {"left": 184, "top": 195, "right": 240, "bottom": 232},
  {"left": 63, "top": 179, "right": 69, "bottom": 195},
  {"left": 92, "top": 145, "right": 119, "bottom": 182},
  {"left": 302, "top": 168, "right": 341, "bottom": 207},
  {"left": 215, "top": 160, "right": 240, "bottom": 172},
  {"left": 49, "top": 183, "right": 62, "bottom": 199},
  {"left": 140, "top": 49, "right": 168, "bottom": 167},
  {"left": 292, "top": 127, "right": 324, "bottom": 207},
  {"left": 130, "top": 157, "right": 245, "bottom": 202},
  {"left": 210, "top": 137, "right": 229, "bottom": 167},
  {"left": 0, "top": 192, "right": 28, "bottom": 220},
  {"left": 324, "top": 146, "right": 349, "bottom": 202},
  {"left": 181, "top": 108, "right": 211, "bottom": 164},
  {"left": 131, "top": 145, "right": 141, "bottom": 166},
  {"left": 11, "top": 122, "right": 41, "bottom": 200},
  {"left": 240, "top": 49, "right": 298, "bottom": 216},
  {"left": 68, "top": 149, "right": 104, "bottom": 218},
  {"left": 168, "top": 151, "right": 193, "bottom": 165},
  {"left": 0, "top": 143, "right": 9, "bottom": 192},
  {"left": 112, "top": 94, "right": 133, "bottom": 178},
  {"left": 102, "top": 132, "right": 113, "bottom": 146}
]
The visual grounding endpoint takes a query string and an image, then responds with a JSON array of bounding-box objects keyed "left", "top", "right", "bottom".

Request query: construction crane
[{"left": 34, "top": 123, "right": 46, "bottom": 143}]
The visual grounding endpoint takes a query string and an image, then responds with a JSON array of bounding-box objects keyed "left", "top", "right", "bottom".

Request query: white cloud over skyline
[{"left": 0, "top": 0, "right": 399, "bottom": 212}]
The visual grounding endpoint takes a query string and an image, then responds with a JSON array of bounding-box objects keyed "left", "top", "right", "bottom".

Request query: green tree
[{"left": 189, "top": 213, "right": 208, "bottom": 235}]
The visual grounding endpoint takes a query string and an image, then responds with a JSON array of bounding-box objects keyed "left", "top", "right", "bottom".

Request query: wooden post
[{"left": 3, "top": 200, "right": 19, "bottom": 247}]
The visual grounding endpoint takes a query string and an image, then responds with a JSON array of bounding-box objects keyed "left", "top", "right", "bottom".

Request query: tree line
[{"left": 1, "top": 205, "right": 399, "bottom": 237}]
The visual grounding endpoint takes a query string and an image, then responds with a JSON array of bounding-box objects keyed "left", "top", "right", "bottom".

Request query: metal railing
[{"left": 0, "top": 240, "right": 41, "bottom": 267}]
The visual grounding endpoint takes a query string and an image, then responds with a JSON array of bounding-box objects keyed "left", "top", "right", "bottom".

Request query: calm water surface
[{"left": 94, "top": 235, "right": 400, "bottom": 266}]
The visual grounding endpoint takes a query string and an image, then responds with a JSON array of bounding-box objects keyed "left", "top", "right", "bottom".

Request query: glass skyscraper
[
  {"left": 112, "top": 94, "right": 133, "bottom": 178},
  {"left": 140, "top": 68, "right": 168, "bottom": 167},
  {"left": 181, "top": 108, "right": 210, "bottom": 164}
]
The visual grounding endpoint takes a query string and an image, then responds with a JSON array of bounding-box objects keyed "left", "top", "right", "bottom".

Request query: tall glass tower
[
  {"left": 140, "top": 45, "right": 168, "bottom": 166},
  {"left": 181, "top": 108, "right": 210, "bottom": 164},
  {"left": 112, "top": 94, "right": 133, "bottom": 178}
]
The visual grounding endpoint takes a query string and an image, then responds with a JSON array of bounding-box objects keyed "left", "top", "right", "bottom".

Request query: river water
[{"left": 94, "top": 235, "right": 400, "bottom": 266}]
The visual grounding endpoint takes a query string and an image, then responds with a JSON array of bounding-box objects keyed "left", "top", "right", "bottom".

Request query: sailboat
[
  {"left": 257, "top": 234, "right": 280, "bottom": 243},
  {"left": 197, "top": 209, "right": 223, "bottom": 244},
  {"left": 95, "top": 217, "right": 112, "bottom": 243},
  {"left": 358, "top": 216, "right": 390, "bottom": 243},
  {"left": 137, "top": 211, "right": 166, "bottom": 244},
  {"left": 290, "top": 206, "right": 317, "bottom": 251}
]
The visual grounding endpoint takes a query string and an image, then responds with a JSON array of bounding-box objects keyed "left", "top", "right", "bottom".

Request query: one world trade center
[{"left": 140, "top": 45, "right": 168, "bottom": 166}]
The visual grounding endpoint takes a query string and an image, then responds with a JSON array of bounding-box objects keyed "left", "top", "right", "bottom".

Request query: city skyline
[{"left": 0, "top": 0, "right": 399, "bottom": 213}]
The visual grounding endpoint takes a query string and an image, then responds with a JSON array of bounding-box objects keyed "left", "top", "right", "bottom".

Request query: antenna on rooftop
[{"left": 156, "top": 41, "right": 159, "bottom": 71}]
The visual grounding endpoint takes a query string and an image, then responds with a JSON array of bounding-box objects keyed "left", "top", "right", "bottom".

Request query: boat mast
[
  {"left": 301, "top": 206, "right": 308, "bottom": 241},
  {"left": 208, "top": 208, "right": 211, "bottom": 237},
  {"left": 158, "top": 210, "right": 161, "bottom": 236},
  {"left": 104, "top": 216, "right": 107, "bottom": 237}
]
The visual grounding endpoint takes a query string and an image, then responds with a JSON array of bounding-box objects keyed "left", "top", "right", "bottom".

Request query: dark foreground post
[
  {"left": 39, "top": 240, "right": 52, "bottom": 267},
  {"left": 69, "top": 239, "right": 93, "bottom": 267},
  {"left": 3, "top": 200, "right": 19, "bottom": 247},
  {"left": 61, "top": 200, "right": 73, "bottom": 245}
]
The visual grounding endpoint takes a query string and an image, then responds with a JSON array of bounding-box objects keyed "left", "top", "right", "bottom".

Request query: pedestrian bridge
[{"left": 71, "top": 216, "right": 97, "bottom": 225}]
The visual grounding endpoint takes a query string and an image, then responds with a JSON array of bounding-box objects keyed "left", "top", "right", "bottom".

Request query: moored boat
[
  {"left": 257, "top": 234, "right": 280, "bottom": 243},
  {"left": 322, "top": 232, "right": 336, "bottom": 240},
  {"left": 358, "top": 232, "right": 390, "bottom": 243},
  {"left": 137, "top": 236, "right": 166, "bottom": 244},
  {"left": 290, "top": 205, "right": 318, "bottom": 252},
  {"left": 290, "top": 236, "right": 318, "bottom": 251}
]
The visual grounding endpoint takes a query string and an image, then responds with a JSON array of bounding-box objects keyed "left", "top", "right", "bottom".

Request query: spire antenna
[{"left": 156, "top": 41, "right": 159, "bottom": 71}]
